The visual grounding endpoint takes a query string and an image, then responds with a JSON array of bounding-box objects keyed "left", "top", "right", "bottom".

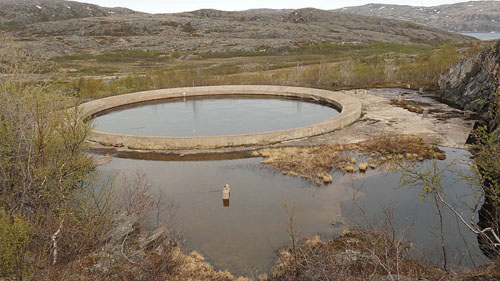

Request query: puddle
[{"left": 97, "top": 147, "right": 487, "bottom": 276}]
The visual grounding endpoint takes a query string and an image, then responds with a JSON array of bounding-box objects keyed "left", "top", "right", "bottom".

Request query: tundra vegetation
[
  {"left": 51, "top": 41, "right": 473, "bottom": 99},
  {"left": 253, "top": 135, "right": 446, "bottom": 184},
  {"left": 0, "top": 34, "right": 499, "bottom": 281}
]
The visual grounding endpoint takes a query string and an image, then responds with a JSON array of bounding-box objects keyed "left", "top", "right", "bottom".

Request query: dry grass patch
[
  {"left": 270, "top": 230, "right": 445, "bottom": 281},
  {"left": 358, "top": 134, "right": 445, "bottom": 160},
  {"left": 253, "top": 135, "right": 446, "bottom": 184},
  {"left": 390, "top": 99, "right": 425, "bottom": 114},
  {"left": 253, "top": 146, "right": 344, "bottom": 185}
]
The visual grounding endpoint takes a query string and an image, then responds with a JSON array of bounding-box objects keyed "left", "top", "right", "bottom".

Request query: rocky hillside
[
  {"left": 336, "top": 1, "right": 500, "bottom": 33},
  {"left": 1, "top": 4, "right": 470, "bottom": 57},
  {"left": 439, "top": 41, "right": 500, "bottom": 134},
  {"left": 0, "top": 0, "right": 137, "bottom": 26}
]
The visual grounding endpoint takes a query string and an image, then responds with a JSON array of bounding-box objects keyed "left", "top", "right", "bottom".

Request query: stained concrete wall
[{"left": 80, "top": 85, "right": 361, "bottom": 150}]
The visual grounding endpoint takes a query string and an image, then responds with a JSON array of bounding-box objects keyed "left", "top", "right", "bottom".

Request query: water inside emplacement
[
  {"left": 98, "top": 147, "right": 488, "bottom": 277},
  {"left": 93, "top": 96, "right": 339, "bottom": 137}
]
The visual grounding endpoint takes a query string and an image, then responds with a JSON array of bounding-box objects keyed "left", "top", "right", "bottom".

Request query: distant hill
[
  {"left": 244, "top": 8, "right": 293, "bottom": 14},
  {"left": 335, "top": 1, "right": 500, "bottom": 32},
  {"left": 0, "top": 3, "right": 471, "bottom": 57},
  {"left": 0, "top": 0, "right": 138, "bottom": 26}
]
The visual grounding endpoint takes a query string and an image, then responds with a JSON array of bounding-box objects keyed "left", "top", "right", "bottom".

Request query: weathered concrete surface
[
  {"left": 89, "top": 88, "right": 475, "bottom": 160},
  {"left": 81, "top": 85, "right": 362, "bottom": 150},
  {"left": 286, "top": 88, "right": 476, "bottom": 148}
]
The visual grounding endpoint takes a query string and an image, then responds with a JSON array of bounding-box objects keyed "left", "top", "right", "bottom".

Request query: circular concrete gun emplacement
[{"left": 80, "top": 85, "right": 362, "bottom": 150}]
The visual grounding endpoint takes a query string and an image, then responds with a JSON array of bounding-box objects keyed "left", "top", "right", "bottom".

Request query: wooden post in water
[{"left": 222, "top": 184, "right": 230, "bottom": 207}]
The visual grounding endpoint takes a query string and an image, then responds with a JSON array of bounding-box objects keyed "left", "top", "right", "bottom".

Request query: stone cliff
[
  {"left": 438, "top": 41, "right": 500, "bottom": 134},
  {"left": 440, "top": 42, "right": 500, "bottom": 258}
]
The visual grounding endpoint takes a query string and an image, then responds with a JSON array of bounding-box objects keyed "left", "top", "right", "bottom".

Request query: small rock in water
[
  {"left": 322, "top": 174, "right": 333, "bottom": 184},
  {"left": 436, "top": 153, "right": 446, "bottom": 160},
  {"left": 358, "top": 163, "right": 368, "bottom": 172},
  {"left": 345, "top": 165, "right": 355, "bottom": 173}
]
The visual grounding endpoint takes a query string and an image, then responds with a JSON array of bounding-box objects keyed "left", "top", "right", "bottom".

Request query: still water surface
[
  {"left": 459, "top": 32, "right": 500, "bottom": 40},
  {"left": 93, "top": 96, "right": 339, "bottom": 137},
  {"left": 99, "top": 147, "right": 486, "bottom": 276}
]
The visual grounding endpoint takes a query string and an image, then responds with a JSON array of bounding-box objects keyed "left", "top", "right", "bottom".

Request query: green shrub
[{"left": 0, "top": 209, "right": 33, "bottom": 280}]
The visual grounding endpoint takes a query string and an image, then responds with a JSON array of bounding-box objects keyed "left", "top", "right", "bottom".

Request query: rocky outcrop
[
  {"left": 66, "top": 213, "right": 249, "bottom": 281},
  {"left": 0, "top": 0, "right": 137, "bottom": 26},
  {"left": 2, "top": 6, "right": 471, "bottom": 57},
  {"left": 336, "top": 1, "right": 500, "bottom": 33},
  {"left": 438, "top": 40, "right": 500, "bottom": 134},
  {"left": 439, "top": 41, "right": 500, "bottom": 259}
]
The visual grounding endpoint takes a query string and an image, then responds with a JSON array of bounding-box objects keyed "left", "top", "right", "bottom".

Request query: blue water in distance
[{"left": 459, "top": 32, "right": 500, "bottom": 41}]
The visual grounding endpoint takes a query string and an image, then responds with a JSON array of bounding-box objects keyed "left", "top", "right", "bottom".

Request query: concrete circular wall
[{"left": 80, "top": 85, "right": 361, "bottom": 150}]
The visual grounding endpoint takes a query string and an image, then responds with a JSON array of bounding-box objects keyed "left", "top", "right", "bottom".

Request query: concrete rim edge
[{"left": 80, "top": 85, "right": 362, "bottom": 150}]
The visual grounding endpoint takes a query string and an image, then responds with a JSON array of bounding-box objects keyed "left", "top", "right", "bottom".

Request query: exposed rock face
[
  {"left": 438, "top": 41, "right": 500, "bottom": 134},
  {"left": 440, "top": 42, "right": 500, "bottom": 259},
  {"left": 69, "top": 213, "right": 248, "bottom": 281},
  {"left": 0, "top": 0, "right": 137, "bottom": 26},
  {"left": 1, "top": 5, "right": 471, "bottom": 57},
  {"left": 336, "top": 1, "right": 500, "bottom": 33}
]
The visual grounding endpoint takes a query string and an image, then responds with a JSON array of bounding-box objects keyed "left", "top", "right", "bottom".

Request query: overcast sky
[{"left": 73, "top": 0, "right": 489, "bottom": 13}]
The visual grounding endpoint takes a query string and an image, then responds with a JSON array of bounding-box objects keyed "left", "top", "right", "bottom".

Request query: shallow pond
[
  {"left": 93, "top": 96, "right": 339, "bottom": 137},
  {"left": 98, "top": 147, "right": 487, "bottom": 276}
]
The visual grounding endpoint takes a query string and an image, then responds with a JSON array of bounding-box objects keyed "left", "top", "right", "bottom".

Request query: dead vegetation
[
  {"left": 252, "top": 134, "right": 446, "bottom": 184},
  {"left": 358, "top": 134, "right": 445, "bottom": 160},
  {"left": 390, "top": 99, "right": 426, "bottom": 114},
  {"left": 270, "top": 230, "right": 445, "bottom": 281},
  {"left": 39, "top": 213, "right": 250, "bottom": 281}
]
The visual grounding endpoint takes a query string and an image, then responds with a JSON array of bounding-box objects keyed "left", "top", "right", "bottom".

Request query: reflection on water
[
  {"left": 98, "top": 147, "right": 487, "bottom": 276},
  {"left": 93, "top": 96, "right": 339, "bottom": 137},
  {"left": 223, "top": 184, "right": 231, "bottom": 207},
  {"left": 100, "top": 157, "right": 352, "bottom": 275},
  {"left": 343, "top": 147, "right": 486, "bottom": 269}
]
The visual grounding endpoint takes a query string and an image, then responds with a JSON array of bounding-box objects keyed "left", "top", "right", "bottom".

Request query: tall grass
[{"left": 53, "top": 42, "right": 465, "bottom": 99}]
